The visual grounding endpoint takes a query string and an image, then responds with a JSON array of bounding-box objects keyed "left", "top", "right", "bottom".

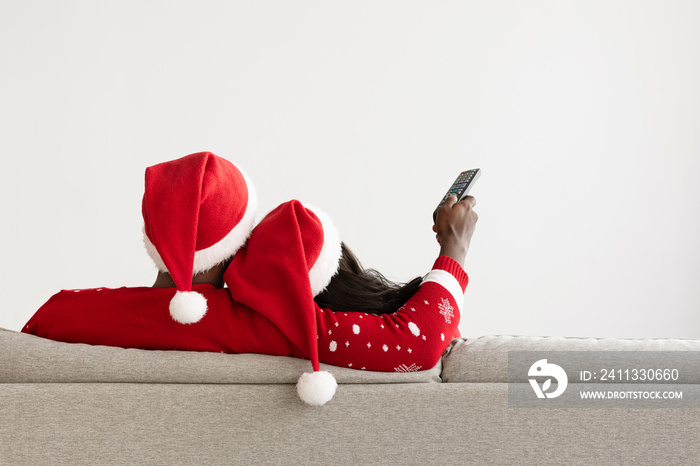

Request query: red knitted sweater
[{"left": 23, "top": 256, "right": 467, "bottom": 372}]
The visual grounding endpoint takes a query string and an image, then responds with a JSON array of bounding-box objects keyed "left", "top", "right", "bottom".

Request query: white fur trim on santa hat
[
  {"left": 302, "top": 203, "right": 343, "bottom": 297},
  {"left": 169, "top": 291, "right": 208, "bottom": 324},
  {"left": 144, "top": 169, "right": 258, "bottom": 275},
  {"left": 143, "top": 228, "right": 168, "bottom": 272},
  {"left": 192, "top": 170, "right": 258, "bottom": 275},
  {"left": 296, "top": 370, "right": 338, "bottom": 406}
]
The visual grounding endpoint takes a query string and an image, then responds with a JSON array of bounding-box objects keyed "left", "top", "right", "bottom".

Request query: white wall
[{"left": 1, "top": 1, "right": 698, "bottom": 337}]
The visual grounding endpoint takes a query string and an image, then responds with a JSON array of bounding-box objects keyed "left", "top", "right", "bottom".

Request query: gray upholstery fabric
[
  {"left": 442, "top": 335, "right": 700, "bottom": 383},
  {"left": 2, "top": 383, "right": 698, "bottom": 465},
  {"left": 3, "top": 328, "right": 698, "bottom": 465},
  {"left": 0, "top": 327, "right": 441, "bottom": 384}
]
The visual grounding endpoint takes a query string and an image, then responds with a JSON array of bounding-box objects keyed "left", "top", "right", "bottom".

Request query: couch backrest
[
  {"left": 0, "top": 327, "right": 441, "bottom": 384},
  {"left": 5, "top": 328, "right": 698, "bottom": 386},
  {"left": 442, "top": 335, "right": 700, "bottom": 383}
]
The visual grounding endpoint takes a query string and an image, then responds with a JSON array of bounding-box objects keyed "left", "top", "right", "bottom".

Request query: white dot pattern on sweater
[{"left": 312, "top": 258, "right": 465, "bottom": 372}]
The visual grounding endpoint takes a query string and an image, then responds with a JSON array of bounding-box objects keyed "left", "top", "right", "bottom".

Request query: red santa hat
[
  {"left": 224, "top": 200, "right": 343, "bottom": 406},
  {"left": 142, "top": 152, "right": 257, "bottom": 324}
]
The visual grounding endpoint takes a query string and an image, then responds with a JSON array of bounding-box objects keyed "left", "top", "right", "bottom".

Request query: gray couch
[{"left": 1, "top": 327, "right": 698, "bottom": 465}]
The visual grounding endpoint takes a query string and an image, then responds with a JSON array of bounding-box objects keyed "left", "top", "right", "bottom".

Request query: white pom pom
[
  {"left": 296, "top": 371, "right": 337, "bottom": 406},
  {"left": 169, "top": 291, "right": 208, "bottom": 324}
]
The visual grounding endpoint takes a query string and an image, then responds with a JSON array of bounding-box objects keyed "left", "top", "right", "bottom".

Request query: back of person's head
[
  {"left": 314, "top": 243, "right": 422, "bottom": 315},
  {"left": 142, "top": 151, "right": 257, "bottom": 323}
]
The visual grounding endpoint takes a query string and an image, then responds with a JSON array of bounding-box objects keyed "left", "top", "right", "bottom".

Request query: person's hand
[{"left": 432, "top": 194, "right": 478, "bottom": 267}]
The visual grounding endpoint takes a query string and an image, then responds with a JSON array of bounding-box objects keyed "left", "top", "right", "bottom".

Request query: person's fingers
[
  {"left": 435, "top": 195, "right": 458, "bottom": 226},
  {"left": 442, "top": 194, "right": 458, "bottom": 208},
  {"left": 460, "top": 195, "right": 476, "bottom": 208},
  {"left": 438, "top": 195, "right": 477, "bottom": 227}
]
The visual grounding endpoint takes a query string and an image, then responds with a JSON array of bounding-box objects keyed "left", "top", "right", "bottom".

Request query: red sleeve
[{"left": 315, "top": 256, "right": 468, "bottom": 372}]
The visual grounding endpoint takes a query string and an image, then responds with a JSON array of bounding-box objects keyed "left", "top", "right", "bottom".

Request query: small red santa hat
[
  {"left": 142, "top": 152, "right": 257, "bottom": 324},
  {"left": 224, "top": 200, "right": 343, "bottom": 406}
]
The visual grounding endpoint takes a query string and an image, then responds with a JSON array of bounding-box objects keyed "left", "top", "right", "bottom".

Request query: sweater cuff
[{"left": 432, "top": 256, "right": 469, "bottom": 292}]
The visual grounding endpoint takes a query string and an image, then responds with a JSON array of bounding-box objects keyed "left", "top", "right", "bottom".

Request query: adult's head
[
  {"left": 142, "top": 151, "right": 257, "bottom": 323},
  {"left": 314, "top": 243, "right": 422, "bottom": 315}
]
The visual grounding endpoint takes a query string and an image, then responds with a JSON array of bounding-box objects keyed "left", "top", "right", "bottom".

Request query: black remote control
[{"left": 433, "top": 169, "right": 481, "bottom": 223}]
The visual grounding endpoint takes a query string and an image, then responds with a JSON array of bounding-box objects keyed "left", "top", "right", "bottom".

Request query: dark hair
[{"left": 314, "top": 243, "right": 422, "bottom": 315}]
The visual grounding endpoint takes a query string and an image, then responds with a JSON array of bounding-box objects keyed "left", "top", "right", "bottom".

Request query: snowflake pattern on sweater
[
  {"left": 438, "top": 298, "right": 455, "bottom": 324},
  {"left": 315, "top": 256, "right": 468, "bottom": 372}
]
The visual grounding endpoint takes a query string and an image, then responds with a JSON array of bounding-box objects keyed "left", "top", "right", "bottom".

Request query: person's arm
[
  {"left": 315, "top": 194, "right": 477, "bottom": 371},
  {"left": 315, "top": 255, "right": 468, "bottom": 371}
]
